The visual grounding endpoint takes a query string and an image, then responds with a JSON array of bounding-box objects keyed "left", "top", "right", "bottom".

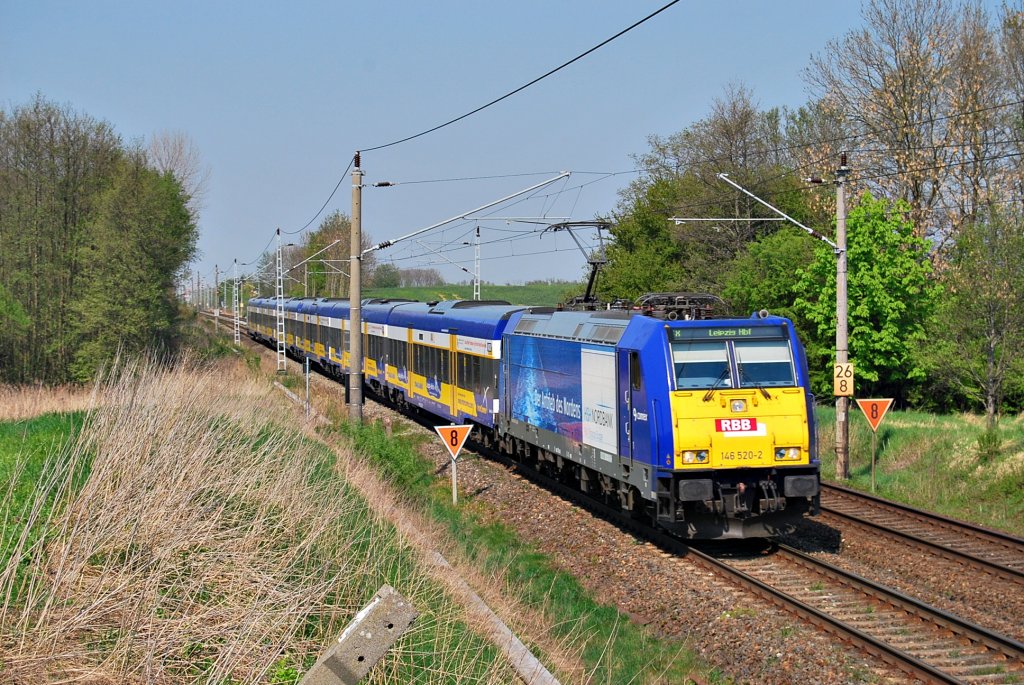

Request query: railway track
[
  {"left": 706, "top": 543, "right": 1024, "bottom": 684},
  {"left": 821, "top": 483, "right": 1024, "bottom": 585},
  {"left": 464, "top": 448, "right": 1024, "bottom": 683},
  {"left": 209, "top": 316, "right": 1024, "bottom": 682}
]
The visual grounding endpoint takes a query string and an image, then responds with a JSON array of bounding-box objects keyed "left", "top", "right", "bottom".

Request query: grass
[
  {"left": 363, "top": 281, "right": 581, "bottom": 307},
  {"left": 0, "top": 412, "right": 88, "bottom": 589},
  {"left": 332, "top": 418, "right": 703, "bottom": 684},
  {"left": 0, "top": 358, "right": 524, "bottom": 684},
  {"left": 815, "top": 405, "right": 1024, "bottom": 535}
]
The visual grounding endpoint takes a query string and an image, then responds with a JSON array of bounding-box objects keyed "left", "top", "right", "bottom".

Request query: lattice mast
[{"left": 275, "top": 228, "right": 286, "bottom": 371}]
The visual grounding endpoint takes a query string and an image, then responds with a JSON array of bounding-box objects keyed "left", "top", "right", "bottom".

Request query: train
[{"left": 246, "top": 296, "right": 820, "bottom": 539}]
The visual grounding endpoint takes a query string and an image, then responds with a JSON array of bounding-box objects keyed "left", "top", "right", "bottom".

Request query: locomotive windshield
[
  {"left": 734, "top": 339, "right": 796, "bottom": 387},
  {"left": 669, "top": 327, "right": 795, "bottom": 390},
  {"left": 673, "top": 341, "right": 730, "bottom": 389}
]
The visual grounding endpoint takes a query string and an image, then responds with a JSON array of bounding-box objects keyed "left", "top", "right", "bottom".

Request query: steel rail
[
  {"left": 820, "top": 504, "right": 1024, "bottom": 585},
  {"left": 822, "top": 482, "right": 1024, "bottom": 551}
]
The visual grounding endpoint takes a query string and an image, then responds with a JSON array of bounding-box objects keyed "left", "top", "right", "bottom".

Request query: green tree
[
  {"left": 919, "top": 206, "right": 1024, "bottom": 427},
  {"left": 0, "top": 95, "right": 121, "bottom": 382},
  {"left": 371, "top": 263, "right": 402, "bottom": 288},
  {"left": 601, "top": 178, "right": 686, "bottom": 300},
  {"left": 722, "top": 227, "right": 816, "bottom": 321},
  {"left": 794, "top": 194, "right": 938, "bottom": 399},
  {"left": 70, "top": 152, "right": 196, "bottom": 380},
  {"left": 301, "top": 210, "right": 374, "bottom": 297},
  {"left": 603, "top": 84, "right": 823, "bottom": 301}
]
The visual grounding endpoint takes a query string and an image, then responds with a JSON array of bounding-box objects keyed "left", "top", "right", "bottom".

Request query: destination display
[{"left": 668, "top": 325, "right": 786, "bottom": 341}]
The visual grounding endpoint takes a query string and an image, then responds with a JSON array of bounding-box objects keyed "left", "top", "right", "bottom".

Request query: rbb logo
[{"left": 716, "top": 418, "right": 758, "bottom": 432}]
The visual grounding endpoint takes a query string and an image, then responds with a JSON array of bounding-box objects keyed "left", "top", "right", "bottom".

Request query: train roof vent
[
  {"left": 450, "top": 299, "right": 511, "bottom": 308},
  {"left": 514, "top": 318, "right": 538, "bottom": 333},
  {"left": 589, "top": 324, "right": 625, "bottom": 343}
]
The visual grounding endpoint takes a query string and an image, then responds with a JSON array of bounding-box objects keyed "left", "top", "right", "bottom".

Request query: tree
[
  {"left": 601, "top": 178, "right": 686, "bottom": 300},
  {"left": 721, "top": 227, "right": 816, "bottom": 322},
  {"left": 301, "top": 210, "right": 374, "bottom": 297},
  {"left": 604, "top": 84, "right": 821, "bottom": 300},
  {"left": 794, "top": 194, "right": 938, "bottom": 398},
  {"left": 400, "top": 268, "right": 444, "bottom": 287},
  {"left": 71, "top": 150, "right": 196, "bottom": 381},
  {"left": 0, "top": 95, "right": 121, "bottom": 382},
  {"left": 0, "top": 95, "right": 197, "bottom": 383},
  {"left": 147, "top": 130, "right": 210, "bottom": 213},
  {"left": 919, "top": 205, "right": 1024, "bottom": 427},
  {"left": 805, "top": 0, "right": 1018, "bottom": 247},
  {"left": 370, "top": 263, "right": 401, "bottom": 288}
]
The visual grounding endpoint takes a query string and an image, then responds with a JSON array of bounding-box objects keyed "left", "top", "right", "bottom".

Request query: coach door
[
  {"left": 448, "top": 328, "right": 458, "bottom": 417},
  {"left": 617, "top": 349, "right": 635, "bottom": 462},
  {"left": 618, "top": 348, "right": 652, "bottom": 465}
]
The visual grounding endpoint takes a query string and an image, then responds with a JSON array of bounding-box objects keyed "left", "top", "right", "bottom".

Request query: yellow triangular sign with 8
[
  {"left": 435, "top": 424, "right": 472, "bottom": 460},
  {"left": 855, "top": 398, "right": 894, "bottom": 432}
]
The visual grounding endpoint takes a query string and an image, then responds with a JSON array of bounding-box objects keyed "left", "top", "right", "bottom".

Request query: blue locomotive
[{"left": 247, "top": 297, "right": 820, "bottom": 539}]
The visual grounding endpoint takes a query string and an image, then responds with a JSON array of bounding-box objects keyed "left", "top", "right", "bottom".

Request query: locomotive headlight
[
  {"left": 730, "top": 399, "right": 746, "bottom": 413},
  {"left": 775, "top": 447, "right": 801, "bottom": 461},
  {"left": 682, "top": 450, "right": 709, "bottom": 464}
]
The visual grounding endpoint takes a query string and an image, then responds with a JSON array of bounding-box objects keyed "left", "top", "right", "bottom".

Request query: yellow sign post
[{"left": 833, "top": 362, "right": 854, "bottom": 397}]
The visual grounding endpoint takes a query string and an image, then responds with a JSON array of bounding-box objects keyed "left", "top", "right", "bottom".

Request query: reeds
[
  {"left": 0, "top": 384, "right": 98, "bottom": 421},
  {"left": 0, "top": 357, "right": 518, "bottom": 683}
]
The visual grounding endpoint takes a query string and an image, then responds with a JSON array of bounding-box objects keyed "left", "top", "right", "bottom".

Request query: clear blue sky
[{"left": 5, "top": 1, "right": 882, "bottom": 287}]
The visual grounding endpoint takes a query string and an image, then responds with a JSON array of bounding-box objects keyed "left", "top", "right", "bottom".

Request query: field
[
  {"left": 364, "top": 281, "right": 581, "bottom": 307},
  {"left": 0, "top": 361, "right": 538, "bottom": 683},
  {"left": 0, "top": 355, "right": 704, "bottom": 684}
]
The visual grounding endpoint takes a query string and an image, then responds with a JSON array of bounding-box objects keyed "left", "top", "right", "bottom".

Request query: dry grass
[
  {"left": 0, "top": 384, "right": 99, "bottom": 421},
  {"left": 0, "top": 357, "right": 520, "bottom": 683}
]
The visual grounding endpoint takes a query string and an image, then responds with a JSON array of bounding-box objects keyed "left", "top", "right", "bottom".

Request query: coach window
[{"left": 394, "top": 339, "right": 407, "bottom": 370}]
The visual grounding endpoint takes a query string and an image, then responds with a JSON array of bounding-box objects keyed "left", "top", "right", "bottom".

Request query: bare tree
[
  {"left": 805, "top": 0, "right": 1021, "bottom": 248},
  {"left": 148, "top": 130, "right": 210, "bottom": 213},
  {"left": 806, "top": 0, "right": 959, "bottom": 240}
]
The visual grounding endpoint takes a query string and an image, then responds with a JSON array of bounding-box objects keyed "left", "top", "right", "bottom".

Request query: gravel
[
  {"left": 361, "top": 401, "right": 910, "bottom": 684},
  {"left": 780, "top": 514, "right": 1024, "bottom": 644}
]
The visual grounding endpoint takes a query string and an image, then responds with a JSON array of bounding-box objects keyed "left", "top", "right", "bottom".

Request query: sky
[{"left": 5, "top": 1, "right": 883, "bottom": 288}]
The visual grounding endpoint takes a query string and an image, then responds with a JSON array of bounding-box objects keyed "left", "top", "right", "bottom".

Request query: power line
[
  {"left": 850, "top": 150, "right": 1024, "bottom": 183},
  {"left": 361, "top": 0, "right": 682, "bottom": 152},
  {"left": 282, "top": 157, "right": 355, "bottom": 236},
  {"left": 380, "top": 170, "right": 562, "bottom": 185}
]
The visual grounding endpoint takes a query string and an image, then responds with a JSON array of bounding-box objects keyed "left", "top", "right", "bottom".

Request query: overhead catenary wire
[
  {"left": 360, "top": 0, "right": 682, "bottom": 153},
  {"left": 228, "top": 94, "right": 1024, "bottom": 281}
]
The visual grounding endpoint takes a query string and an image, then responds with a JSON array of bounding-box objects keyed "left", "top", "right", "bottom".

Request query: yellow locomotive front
[{"left": 664, "top": 321, "right": 820, "bottom": 538}]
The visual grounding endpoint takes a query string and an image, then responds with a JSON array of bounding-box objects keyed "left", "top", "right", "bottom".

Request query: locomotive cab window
[
  {"left": 629, "top": 351, "right": 642, "bottom": 391},
  {"left": 672, "top": 341, "right": 730, "bottom": 390},
  {"left": 734, "top": 339, "right": 795, "bottom": 387}
]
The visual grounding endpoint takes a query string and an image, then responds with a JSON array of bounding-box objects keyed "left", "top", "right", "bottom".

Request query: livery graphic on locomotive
[{"left": 246, "top": 296, "right": 820, "bottom": 539}]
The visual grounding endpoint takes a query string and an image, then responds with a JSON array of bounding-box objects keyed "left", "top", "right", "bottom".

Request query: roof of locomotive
[{"left": 505, "top": 308, "right": 631, "bottom": 346}]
